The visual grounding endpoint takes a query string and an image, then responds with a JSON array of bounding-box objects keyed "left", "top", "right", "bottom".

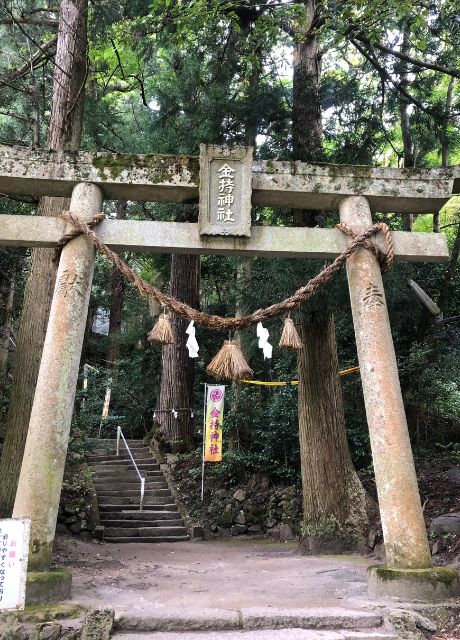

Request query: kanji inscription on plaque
[{"left": 199, "top": 144, "right": 253, "bottom": 237}]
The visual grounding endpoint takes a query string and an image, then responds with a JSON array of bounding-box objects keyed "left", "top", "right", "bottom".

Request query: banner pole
[{"left": 201, "top": 383, "right": 207, "bottom": 502}]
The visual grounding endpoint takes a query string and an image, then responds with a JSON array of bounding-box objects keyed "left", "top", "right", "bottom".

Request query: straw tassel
[
  {"left": 147, "top": 313, "right": 176, "bottom": 344},
  {"left": 206, "top": 339, "right": 253, "bottom": 381},
  {"left": 279, "top": 317, "right": 302, "bottom": 351}
]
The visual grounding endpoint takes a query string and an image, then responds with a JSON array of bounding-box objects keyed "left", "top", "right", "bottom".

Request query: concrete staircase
[{"left": 88, "top": 439, "right": 189, "bottom": 543}]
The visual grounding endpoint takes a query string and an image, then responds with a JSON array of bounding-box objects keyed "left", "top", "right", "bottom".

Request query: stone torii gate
[{"left": 1, "top": 143, "right": 459, "bottom": 602}]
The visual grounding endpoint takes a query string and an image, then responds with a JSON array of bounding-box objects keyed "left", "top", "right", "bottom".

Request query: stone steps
[
  {"left": 94, "top": 475, "right": 167, "bottom": 483},
  {"left": 89, "top": 462, "right": 161, "bottom": 471},
  {"left": 93, "top": 467, "right": 163, "bottom": 474},
  {"left": 97, "top": 488, "right": 170, "bottom": 497},
  {"left": 99, "top": 494, "right": 172, "bottom": 505},
  {"left": 88, "top": 452, "right": 154, "bottom": 467},
  {"left": 114, "top": 632, "right": 396, "bottom": 640},
  {"left": 100, "top": 510, "right": 181, "bottom": 520},
  {"left": 98, "top": 503, "right": 178, "bottom": 512},
  {"left": 88, "top": 452, "right": 152, "bottom": 462},
  {"left": 94, "top": 477, "right": 165, "bottom": 485},
  {"left": 111, "top": 608, "right": 396, "bottom": 638},
  {"left": 95, "top": 483, "right": 168, "bottom": 491},
  {"left": 93, "top": 471, "right": 164, "bottom": 480},
  {"left": 101, "top": 519, "right": 184, "bottom": 528},
  {"left": 93, "top": 439, "right": 149, "bottom": 450},
  {"left": 105, "top": 526, "right": 188, "bottom": 538},
  {"left": 98, "top": 496, "right": 172, "bottom": 506},
  {"left": 106, "top": 535, "right": 190, "bottom": 543},
  {"left": 90, "top": 439, "right": 189, "bottom": 544}
]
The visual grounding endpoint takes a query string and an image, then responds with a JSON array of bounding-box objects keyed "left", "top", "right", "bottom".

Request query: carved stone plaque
[{"left": 199, "top": 144, "right": 253, "bottom": 237}]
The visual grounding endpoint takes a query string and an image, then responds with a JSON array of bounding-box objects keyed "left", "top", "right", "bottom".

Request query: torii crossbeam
[{"left": 1, "top": 143, "right": 459, "bottom": 602}]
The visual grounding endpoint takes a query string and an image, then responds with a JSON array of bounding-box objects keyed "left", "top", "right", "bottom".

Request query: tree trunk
[
  {"left": 298, "top": 315, "right": 374, "bottom": 551},
  {"left": 293, "top": 0, "right": 374, "bottom": 551},
  {"left": 155, "top": 207, "right": 200, "bottom": 452},
  {"left": 434, "top": 79, "right": 458, "bottom": 305},
  {"left": 106, "top": 201, "right": 127, "bottom": 367},
  {"left": 292, "top": 1, "right": 322, "bottom": 165},
  {"left": 230, "top": 256, "right": 252, "bottom": 451},
  {"left": 398, "top": 30, "right": 415, "bottom": 231},
  {"left": 435, "top": 78, "right": 456, "bottom": 234},
  {"left": 0, "top": 0, "right": 88, "bottom": 516},
  {"left": 229, "top": 62, "right": 259, "bottom": 450},
  {"left": 0, "top": 276, "right": 15, "bottom": 379},
  {"left": 292, "top": 0, "right": 322, "bottom": 234},
  {"left": 438, "top": 220, "right": 460, "bottom": 314},
  {"left": 441, "top": 77, "right": 455, "bottom": 167}
]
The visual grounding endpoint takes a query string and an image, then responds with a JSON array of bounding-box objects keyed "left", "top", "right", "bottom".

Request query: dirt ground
[
  {"left": 50, "top": 536, "right": 460, "bottom": 639},
  {"left": 54, "top": 536, "right": 374, "bottom": 615}
]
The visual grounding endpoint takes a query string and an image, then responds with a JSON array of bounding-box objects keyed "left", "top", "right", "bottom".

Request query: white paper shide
[
  {"left": 257, "top": 322, "right": 272, "bottom": 360},
  {"left": 186, "top": 320, "right": 200, "bottom": 358}
]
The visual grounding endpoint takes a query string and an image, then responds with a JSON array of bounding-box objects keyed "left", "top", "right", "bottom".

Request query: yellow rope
[
  {"left": 339, "top": 365, "right": 360, "bottom": 376},
  {"left": 242, "top": 380, "right": 295, "bottom": 386},
  {"left": 241, "top": 365, "right": 360, "bottom": 386}
]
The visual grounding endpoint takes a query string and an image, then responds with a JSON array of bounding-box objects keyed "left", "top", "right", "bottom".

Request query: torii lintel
[{"left": 0, "top": 144, "right": 458, "bottom": 213}]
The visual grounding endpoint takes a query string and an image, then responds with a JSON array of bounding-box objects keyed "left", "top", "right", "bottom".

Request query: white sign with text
[{"left": 0, "top": 518, "right": 30, "bottom": 611}]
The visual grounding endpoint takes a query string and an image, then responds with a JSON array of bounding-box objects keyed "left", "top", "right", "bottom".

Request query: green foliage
[
  {"left": 435, "top": 442, "right": 460, "bottom": 464},
  {"left": 189, "top": 384, "right": 300, "bottom": 485}
]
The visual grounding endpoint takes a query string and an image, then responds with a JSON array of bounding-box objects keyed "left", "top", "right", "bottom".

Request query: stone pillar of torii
[{"left": 0, "top": 143, "right": 459, "bottom": 602}]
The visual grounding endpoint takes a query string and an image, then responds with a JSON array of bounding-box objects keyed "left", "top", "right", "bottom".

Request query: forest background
[{"left": 0, "top": 0, "right": 459, "bottom": 550}]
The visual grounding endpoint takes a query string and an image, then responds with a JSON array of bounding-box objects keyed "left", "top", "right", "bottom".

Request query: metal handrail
[{"left": 116, "top": 426, "right": 145, "bottom": 511}]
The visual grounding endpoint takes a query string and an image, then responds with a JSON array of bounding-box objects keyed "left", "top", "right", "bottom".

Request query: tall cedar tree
[
  {"left": 106, "top": 201, "right": 128, "bottom": 368},
  {"left": 0, "top": 0, "right": 89, "bottom": 515},
  {"left": 155, "top": 205, "right": 200, "bottom": 451},
  {"left": 294, "top": 0, "right": 375, "bottom": 551},
  {"left": 0, "top": 278, "right": 14, "bottom": 379},
  {"left": 153, "top": 4, "right": 259, "bottom": 451}
]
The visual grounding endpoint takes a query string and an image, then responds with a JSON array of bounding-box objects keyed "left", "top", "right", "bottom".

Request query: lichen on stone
[{"left": 91, "top": 153, "right": 199, "bottom": 184}]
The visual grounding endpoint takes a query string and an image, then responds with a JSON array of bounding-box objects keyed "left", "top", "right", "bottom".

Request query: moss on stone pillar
[{"left": 368, "top": 565, "right": 459, "bottom": 602}]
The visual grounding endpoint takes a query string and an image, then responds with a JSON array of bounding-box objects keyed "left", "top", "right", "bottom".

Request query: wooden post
[
  {"left": 339, "top": 195, "right": 432, "bottom": 569},
  {"left": 13, "top": 183, "right": 103, "bottom": 572}
]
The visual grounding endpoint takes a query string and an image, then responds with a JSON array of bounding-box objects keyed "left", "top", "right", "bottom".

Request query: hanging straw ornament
[
  {"left": 279, "top": 316, "right": 302, "bottom": 351},
  {"left": 206, "top": 339, "right": 253, "bottom": 381},
  {"left": 147, "top": 311, "right": 176, "bottom": 344}
]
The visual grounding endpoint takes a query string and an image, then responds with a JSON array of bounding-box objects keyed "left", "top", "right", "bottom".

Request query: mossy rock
[
  {"left": 26, "top": 569, "right": 72, "bottom": 606},
  {"left": 216, "top": 510, "right": 234, "bottom": 527},
  {"left": 387, "top": 611, "right": 433, "bottom": 640},
  {"left": 0, "top": 614, "right": 23, "bottom": 640},
  {"left": 0, "top": 603, "right": 85, "bottom": 624},
  {"left": 81, "top": 608, "right": 114, "bottom": 640}
]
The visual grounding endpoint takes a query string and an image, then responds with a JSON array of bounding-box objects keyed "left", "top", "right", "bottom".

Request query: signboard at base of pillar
[
  {"left": 0, "top": 518, "right": 30, "bottom": 611},
  {"left": 199, "top": 144, "right": 253, "bottom": 237}
]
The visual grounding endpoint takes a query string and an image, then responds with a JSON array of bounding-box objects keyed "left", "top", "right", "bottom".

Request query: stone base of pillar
[
  {"left": 26, "top": 569, "right": 72, "bottom": 605},
  {"left": 368, "top": 565, "right": 459, "bottom": 602}
]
